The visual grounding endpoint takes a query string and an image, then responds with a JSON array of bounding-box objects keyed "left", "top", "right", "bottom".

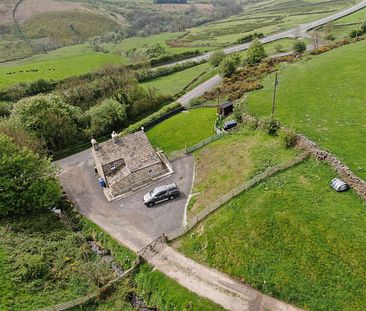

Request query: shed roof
[
  {"left": 93, "top": 131, "right": 161, "bottom": 173},
  {"left": 219, "top": 101, "right": 233, "bottom": 109}
]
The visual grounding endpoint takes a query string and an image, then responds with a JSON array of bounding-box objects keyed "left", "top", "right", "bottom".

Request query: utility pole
[{"left": 271, "top": 72, "right": 279, "bottom": 119}]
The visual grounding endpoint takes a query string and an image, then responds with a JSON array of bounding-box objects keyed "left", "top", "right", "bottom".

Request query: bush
[
  {"left": 220, "top": 55, "right": 240, "bottom": 77},
  {"left": 283, "top": 128, "right": 297, "bottom": 148},
  {"left": 86, "top": 99, "right": 127, "bottom": 137},
  {"left": 209, "top": 50, "right": 225, "bottom": 67},
  {"left": 0, "top": 101, "right": 11, "bottom": 117},
  {"left": 0, "top": 134, "right": 62, "bottom": 216},
  {"left": 293, "top": 40, "right": 307, "bottom": 53},
  {"left": 11, "top": 95, "right": 85, "bottom": 152},
  {"left": 246, "top": 39, "right": 266, "bottom": 65},
  {"left": 261, "top": 117, "right": 281, "bottom": 136},
  {"left": 189, "top": 97, "right": 206, "bottom": 108},
  {"left": 350, "top": 29, "right": 363, "bottom": 38}
]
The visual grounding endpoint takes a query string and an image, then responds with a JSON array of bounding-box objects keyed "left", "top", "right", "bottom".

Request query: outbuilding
[{"left": 218, "top": 101, "right": 233, "bottom": 116}]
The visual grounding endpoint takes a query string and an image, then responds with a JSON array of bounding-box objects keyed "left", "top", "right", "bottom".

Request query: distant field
[
  {"left": 318, "top": 7, "right": 366, "bottom": 39},
  {"left": 178, "top": 0, "right": 358, "bottom": 48},
  {"left": 0, "top": 45, "right": 122, "bottom": 88},
  {"left": 178, "top": 158, "right": 366, "bottom": 311},
  {"left": 247, "top": 39, "right": 366, "bottom": 180},
  {"left": 146, "top": 108, "right": 216, "bottom": 153}
]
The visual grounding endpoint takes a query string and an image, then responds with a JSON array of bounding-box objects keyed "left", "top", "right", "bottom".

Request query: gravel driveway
[{"left": 58, "top": 149, "right": 194, "bottom": 251}]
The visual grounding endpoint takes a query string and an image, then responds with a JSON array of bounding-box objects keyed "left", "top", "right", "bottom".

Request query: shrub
[
  {"left": 14, "top": 254, "right": 50, "bottom": 282},
  {"left": 11, "top": 95, "right": 85, "bottom": 152},
  {"left": 86, "top": 99, "right": 127, "bottom": 137},
  {"left": 283, "top": 128, "right": 297, "bottom": 148},
  {"left": 220, "top": 55, "right": 240, "bottom": 77},
  {"left": 293, "top": 40, "right": 307, "bottom": 53},
  {"left": 350, "top": 29, "right": 363, "bottom": 38},
  {"left": 0, "top": 101, "right": 11, "bottom": 117},
  {"left": 261, "top": 117, "right": 281, "bottom": 136},
  {"left": 189, "top": 97, "right": 206, "bottom": 108},
  {"left": 209, "top": 50, "right": 226, "bottom": 67},
  {"left": 0, "top": 134, "right": 62, "bottom": 216},
  {"left": 246, "top": 39, "right": 266, "bottom": 65}
]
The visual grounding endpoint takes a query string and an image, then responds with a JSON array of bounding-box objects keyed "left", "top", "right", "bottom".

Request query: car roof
[{"left": 153, "top": 183, "right": 177, "bottom": 193}]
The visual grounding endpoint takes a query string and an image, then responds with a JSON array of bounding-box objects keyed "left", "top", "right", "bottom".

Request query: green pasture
[
  {"left": 178, "top": 159, "right": 366, "bottom": 311},
  {"left": 146, "top": 108, "right": 216, "bottom": 153},
  {"left": 141, "top": 62, "right": 211, "bottom": 96},
  {"left": 247, "top": 39, "right": 366, "bottom": 180},
  {"left": 187, "top": 129, "right": 299, "bottom": 219},
  {"left": 0, "top": 45, "right": 122, "bottom": 88}
]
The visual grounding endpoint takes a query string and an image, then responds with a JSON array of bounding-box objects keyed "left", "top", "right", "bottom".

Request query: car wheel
[
  {"left": 148, "top": 202, "right": 154, "bottom": 207},
  {"left": 169, "top": 195, "right": 175, "bottom": 200}
]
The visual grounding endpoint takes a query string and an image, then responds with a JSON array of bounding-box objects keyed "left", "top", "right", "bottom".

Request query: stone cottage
[{"left": 92, "top": 131, "right": 172, "bottom": 199}]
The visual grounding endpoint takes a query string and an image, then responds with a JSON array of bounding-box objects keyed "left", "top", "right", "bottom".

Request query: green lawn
[
  {"left": 247, "top": 39, "right": 366, "bottom": 180},
  {"left": 141, "top": 62, "right": 211, "bottom": 96},
  {"left": 188, "top": 129, "right": 299, "bottom": 219},
  {"left": 177, "top": 159, "right": 366, "bottom": 311},
  {"left": 146, "top": 108, "right": 217, "bottom": 153}
]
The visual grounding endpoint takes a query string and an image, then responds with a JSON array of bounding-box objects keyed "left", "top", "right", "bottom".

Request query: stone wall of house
[
  {"left": 296, "top": 134, "right": 366, "bottom": 199},
  {"left": 111, "top": 162, "right": 168, "bottom": 196},
  {"left": 103, "top": 159, "right": 125, "bottom": 175}
]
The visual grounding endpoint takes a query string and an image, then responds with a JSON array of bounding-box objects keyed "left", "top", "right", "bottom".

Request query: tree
[
  {"left": 0, "top": 118, "right": 45, "bottom": 155},
  {"left": 219, "top": 55, "right": 240, "bottom": 77},
  {"left": 245, "top": 39, "right": 266, "bottom": 65},
  {"left": 87, "top": 99, "right": 127, "bottom": 137},
  {"left": 0, "top": 134, "right": 61, "bottom": 216},
  {"left": 11, "top": 95, "right": 85, "bottom": 152},
  {"left": 293, "top": 40, "right": 307, "bottom": 53},
  {"left": 209, "top": 50, "right": 225, "bottom": 67}
]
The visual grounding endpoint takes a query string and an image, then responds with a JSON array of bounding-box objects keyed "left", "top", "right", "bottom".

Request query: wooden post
[{"left": 271, "top": 72, "right": 279, "bottom": 118}]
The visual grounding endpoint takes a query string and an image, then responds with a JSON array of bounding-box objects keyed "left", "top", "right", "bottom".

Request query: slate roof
[{"left": 94, "top": 131, "right": 161, "bottom": 173}]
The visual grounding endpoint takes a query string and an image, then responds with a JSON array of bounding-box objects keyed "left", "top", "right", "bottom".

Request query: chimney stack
[
  {"left": 111, "top": 131, "right": 120, "bottom": 144},
  {"left": 91, "top": 138, "right": 99, "bottom": 150}
]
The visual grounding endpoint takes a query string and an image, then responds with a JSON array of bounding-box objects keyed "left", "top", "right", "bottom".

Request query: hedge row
[{"left": 121, "top": 102, "right": 182, "bottom": 135}]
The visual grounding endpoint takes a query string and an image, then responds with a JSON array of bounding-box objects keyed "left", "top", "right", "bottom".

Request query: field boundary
[
  {"left": 186, "top": 132, "right": 225, "bottom": 153},
  {"left": 35, "top": 259, "right": 141, "bottom": 311},
  {"left": 296, "top": 134, "right": 366, "bottom": 199},
  {"left": 167, "top": 152, "right": 309, "bottom": 240}
]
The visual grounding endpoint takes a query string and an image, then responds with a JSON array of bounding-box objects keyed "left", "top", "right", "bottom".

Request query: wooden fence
[
  {"left": 35, "top": 260, "right": 140, "bottom": 311},
  {"left": 186, "top": 133, "right": 225, "bottom": 153},
  {"left": 167, "top": 152, "right": 309, "bottom": 241}
]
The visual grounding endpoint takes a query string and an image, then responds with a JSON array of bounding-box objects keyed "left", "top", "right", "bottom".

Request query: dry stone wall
[{"left": 296, "top": 134, "right": 366, "bottom": 199}]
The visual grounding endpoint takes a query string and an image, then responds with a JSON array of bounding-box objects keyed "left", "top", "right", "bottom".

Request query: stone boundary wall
[
  {"left": 167, "top": 152, "right": 309, "bottom": 240},
  {"left": 296, "top": 134, "right": 366, "bottom": 199}
]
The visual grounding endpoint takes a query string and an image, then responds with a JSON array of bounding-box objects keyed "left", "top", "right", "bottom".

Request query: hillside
[{"left": 247, "top": 39, "right": 366, "bottom": 180}]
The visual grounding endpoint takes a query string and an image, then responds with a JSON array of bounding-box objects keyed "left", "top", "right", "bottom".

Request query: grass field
[
  {"left": 247, "top": 39, "right": 366, "bottom": 180},
  {"left": 141, "top": 62, "right": 211, "bottom": 96},
  {"left": 187, "top": 129, "right": 299, "bottom": 219},
  {"left": 177, "top": 158, "right": 366, "bottom": 311},
  {"left": 146, "top": 108, "right": 216, "bottom": 153}
]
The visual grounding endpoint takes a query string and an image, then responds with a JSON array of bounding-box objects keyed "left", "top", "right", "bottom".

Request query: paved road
[
  {"left": 167, "top": 0, "right": 366, "bottom": 67},
  {"left": 58, "top": 151, "right": 194, "bottom": 251}
]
